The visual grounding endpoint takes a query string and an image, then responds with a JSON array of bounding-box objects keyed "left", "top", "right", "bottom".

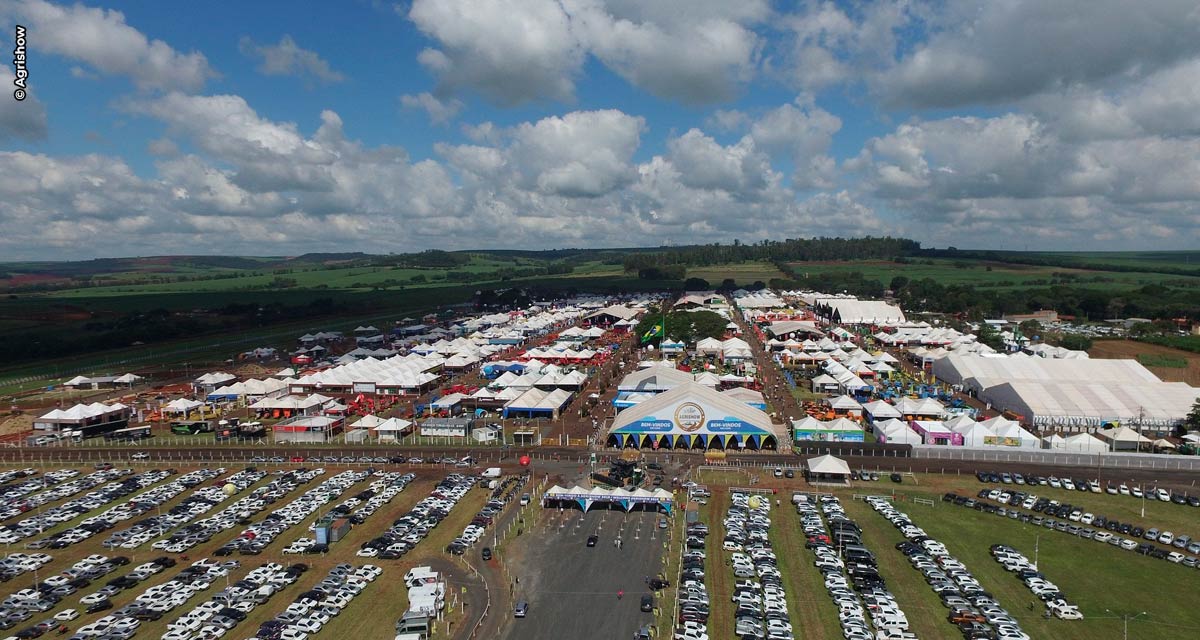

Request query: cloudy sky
[{"left": 2, "top": 0, "right": 1199, "bottom": 260}]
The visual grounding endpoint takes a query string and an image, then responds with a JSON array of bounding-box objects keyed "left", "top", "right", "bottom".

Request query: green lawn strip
[
  {"left": 703, "top": 489, "right": 734, "bottom": 636},
  {"left": 841, "top": 498, "right": 959, "bottom": 640},
  {"left": 896, "top": 497, "right": 1200, "bottom": 640},
  {"left": 769, "top": 501, "right": 839, "bottom": 640}
]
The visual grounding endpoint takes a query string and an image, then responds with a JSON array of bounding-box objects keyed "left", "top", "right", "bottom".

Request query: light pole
[
  {"left": 1105, "top": 610, "right": 1147, "bottom": 640},
  {"left": 1033, "top": 533, "right": 1039, "bottom": 569}
]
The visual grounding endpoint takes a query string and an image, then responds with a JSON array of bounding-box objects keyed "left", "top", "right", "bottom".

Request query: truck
[
  {"left": 171, "top": 420, "right": 212, "bottom": 435},
  {"left": 394, "top": 611, "right": 431, "bottom": 640},
  {"left": 404, "top": 567, "right": 439, "bottom": 588},
  {"left": 591, "top": 472, "right": 622, "bottom": 488},
  {"left": 481, "top": 467, "right": 502, "bottom": 478}
]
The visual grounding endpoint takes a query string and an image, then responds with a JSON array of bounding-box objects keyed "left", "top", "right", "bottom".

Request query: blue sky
[{"left": 2, "top": 0, "right": 1199, "bottom": 259}]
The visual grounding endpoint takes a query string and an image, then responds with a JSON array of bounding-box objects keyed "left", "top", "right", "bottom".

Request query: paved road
[{"left": 500, "top": 509, "right": 666, "bottom": 640}]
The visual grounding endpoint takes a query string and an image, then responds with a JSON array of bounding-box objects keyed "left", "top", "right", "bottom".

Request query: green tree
[
  {"left": 634, "top": 309, "right": 728, "bottom": 346},
  {"left": 977, "top": 323, "right": 1005, "bottom": 351},
  {"left": 1184, "top": 398, "right": 1200, "bottom": 433},
  {"left": 1059, "top": 334, "right": 1093, "bottom": 351},
  {"left": 1018, "top": 319, "right": 1042, "bottom": 336},
  {"left": 684, "top": 277, "right": 710, "bottom": 290}
]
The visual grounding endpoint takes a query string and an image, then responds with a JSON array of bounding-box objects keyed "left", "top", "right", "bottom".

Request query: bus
[{"left": 104, "top": 425, "right": 153, "bottom": 442}]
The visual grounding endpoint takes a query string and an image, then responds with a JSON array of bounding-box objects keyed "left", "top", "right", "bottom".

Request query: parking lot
[{"left": 501, "top": 508, "right": 667, "bottom": 640}]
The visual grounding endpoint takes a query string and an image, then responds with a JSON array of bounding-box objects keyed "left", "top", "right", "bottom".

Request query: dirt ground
[
  {"left": 0, "top": 412, "right": 33, "bottom": 437},
  {"left": 1089, "top": 339, "right": 1200, "bottom": 385}
]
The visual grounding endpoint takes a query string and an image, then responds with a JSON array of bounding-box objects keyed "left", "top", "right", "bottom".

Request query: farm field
[
  {"left": 1090, "top": 339, "right": 1200, "bottom": 386},
  {"left": 785, "top": 258, "right": 1200, "bottom": 291},
  {"left": 686, "top": 261, "right": 787, "bottom": 286}
]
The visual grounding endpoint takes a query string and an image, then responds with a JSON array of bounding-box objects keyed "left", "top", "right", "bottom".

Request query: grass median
[{"left": 769, "top": 500, "right": 841, "bottom": 640}]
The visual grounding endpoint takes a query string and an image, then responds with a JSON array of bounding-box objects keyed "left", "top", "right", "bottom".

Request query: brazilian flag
[{"left": 641, "top": 323, "right": 663, "bottom": 343}]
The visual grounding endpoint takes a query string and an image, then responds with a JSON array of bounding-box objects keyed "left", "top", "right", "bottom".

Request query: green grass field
[
  {"left": 686, "top": 262, "right": 786, "bottom": 286},
  {"left": 786, "top": 258, "right": 1200, "bottom": 291}
]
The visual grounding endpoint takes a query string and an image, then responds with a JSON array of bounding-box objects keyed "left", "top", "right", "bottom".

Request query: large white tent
[
  {"left": 609, "top": 382, "right": 779, "bottom": 450},
  {"left": 931, "top": 353, "right": 1198, "bottom": 429}
]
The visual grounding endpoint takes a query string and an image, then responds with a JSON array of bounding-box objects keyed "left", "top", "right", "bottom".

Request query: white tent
[
  {"left": 1058, "top": 432, "right": 1108, "bottom": 453},
  {"left": 826, "top": 395, "right": 863, "bottom": 411},
  {"left": 351, "top": 414, "right": 384, "bottom": 429},
  {"left": 163, "top": 398, "right": 203, "bottom": 414},
  {"left": 860, "top": 400, "right": 900, "bottom": 421},
  {"left": 806, "top": 454, "right": 852, "bottom": 481},
  {"left": 113, "top": 373, "right": 143, "bottom": 384},
  {"left": 957, "top": 423, "right": 996, "bottom": 447},
  {"left": 874, "top": 418, "right": 921, "bottom": 444}
]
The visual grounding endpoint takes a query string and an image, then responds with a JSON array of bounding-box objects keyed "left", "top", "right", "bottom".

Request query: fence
[{"left": 911, "top": 446, "right": 1200, "bottom": 472}]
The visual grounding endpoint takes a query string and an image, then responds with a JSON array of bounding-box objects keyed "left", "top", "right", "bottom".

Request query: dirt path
[{"left": 1089, "top": 339, "right": 1200, "bottom": 385}]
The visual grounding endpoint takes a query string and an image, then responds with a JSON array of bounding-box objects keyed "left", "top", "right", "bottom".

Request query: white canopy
[
  {"left": 860, "top": 400, "right": 900, "bottom": 420},
  {"left": 826, "top": 395, "right": 862, "bottom": 411},
  {"left": 807, "top": 454, "right": 851, "bottom": 476}
]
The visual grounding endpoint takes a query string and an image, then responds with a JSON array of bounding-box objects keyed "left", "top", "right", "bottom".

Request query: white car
[{"left": 53, "top": 609, "right": 80, "bottom": 621}]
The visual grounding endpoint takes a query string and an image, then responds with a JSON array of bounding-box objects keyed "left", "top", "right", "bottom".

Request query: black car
[
  {"left": 890, "top": 473, "right": 902, "bottom": 483},
  {"left": 784, "top": 469, "right": 794, "bottom": 479},
  {"left": 640, "top": 594, "right": 654, "bottom": 612},
  {"left": 586, "top": 535, "right": 598, "bottom": 547},
  {"left": 85, "top": 600, "right": 113, "bottom": 614},
  {"left": 481, "top": 547, "right": 492, "bottom": 561}
]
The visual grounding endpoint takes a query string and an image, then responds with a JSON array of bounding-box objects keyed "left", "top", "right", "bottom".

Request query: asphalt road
[{"left": 501, "top": 509, "right": 666, "bottom": 640}]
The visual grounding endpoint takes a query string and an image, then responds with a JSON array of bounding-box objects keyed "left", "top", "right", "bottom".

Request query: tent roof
[
  {"left": 611, "top": 382, "right": 774, "bottom": 436},
  {"left": 860, "top": 400, "right": 901, "bottom": 418},
  {"left": 1098, "top": 425, "right": 1152, "bottom": 443},
  {"left": 807, "top": 454, "right": 851, "bottom": 476},
  {"left": 826, "top": 395, "right": 862, "bottom": 410}
]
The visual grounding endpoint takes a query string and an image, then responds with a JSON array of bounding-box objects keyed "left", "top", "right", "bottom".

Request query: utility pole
[{"left": 1105, "top": 610, "right": 1147, "bottom": 640}]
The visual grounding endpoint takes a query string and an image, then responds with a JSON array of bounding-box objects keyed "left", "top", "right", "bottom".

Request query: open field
[
  {"left": 686, "top": 262, "right": 787, "bottom": 286},
  {"left": 785, "top": 258, "right": 1200, "bottom": 291},
  {"left": 1090, "top": 339, "right": 1200, "bottom": 385}
]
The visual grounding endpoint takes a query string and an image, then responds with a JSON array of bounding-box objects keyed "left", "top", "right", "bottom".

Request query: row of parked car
[
  {"left": 953, "top": 490, "right": 1200, "bottom": 567},
  {"left": 868, "top": 496, "right": 1030, "bottom": 640},
  {"left": 666, "top": 516, "right": 707, "bottom": 640},
  {"left": 1, "top": 469, "right": 96, "bottom": 519},
  {"left": 988, "top": 545, "right": 1081, "bottom": 620},
  {"left": 0, "top": 469, "right": 173, "bottom": 546},
  {"left": 0, "top": 469, "right": 56, "bottom": 507},
  {"left": 220, "top": 470, "right": 370, "bottom": 557},
  {"left": 722, "top": 491, "right": 793, "bottom": 640},
  {"left": 358, "top": 473, "right": 473, "bottom": 560},
  {"left": 162, "top": 560, "right": 305, "bottom": 640},
  {"left": 253, "top": 563, "right": 382, "bottom": 640},
  {"left": 976, "top": 471, "right": 1200, "bottom": 507},
  {"left": 104, "top": 468, "right": 266, "bottom": 550},
  {"left": 448, "top": 472, "right": 529, "bottom": 556},
  {"left": 800, "top": 495, "right": 912, "bottom": 640},
  {"left": 284, "top": 471, "right": 414, "bottom": 556},
  {"left": 0, "top": 553, "right": 53, "bottom": 585},
  {"left": 161, "top": 468, "right": 323, "bottom": 555},
  {"left": 24, "top": 469, "right": 206, "bottom": 550}
]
